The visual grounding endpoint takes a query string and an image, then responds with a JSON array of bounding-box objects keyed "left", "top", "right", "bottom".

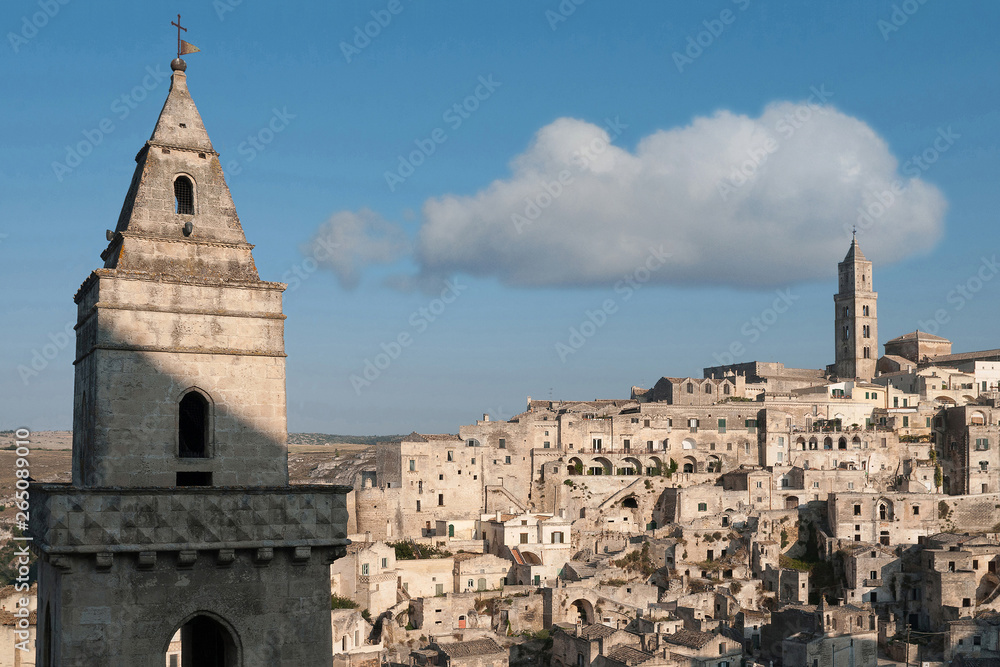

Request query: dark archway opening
[
  {"left": 179, "top": 392, "right": 209, "bottom": 458},
  {"left": 176, "top": 615, "right": 240, "bottom": 667},
  {"left": 622, "top": 497, "right": 638, "bottom": 509}
]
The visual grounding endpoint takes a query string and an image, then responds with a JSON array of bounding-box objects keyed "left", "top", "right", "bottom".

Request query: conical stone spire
[{"left": 100, "top": 58, "right": 259, "bottom": 282}]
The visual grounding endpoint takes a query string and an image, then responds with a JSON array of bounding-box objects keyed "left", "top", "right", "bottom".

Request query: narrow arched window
[
  {"left": 174, "top": 176, "right": 194, "bottom": 215},
  {"left": 179, "top": 392, "right": 209, "bottom": 457}
]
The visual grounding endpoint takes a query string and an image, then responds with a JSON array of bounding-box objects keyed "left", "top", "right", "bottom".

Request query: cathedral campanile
[{"left": 833, "top": 236, "right": 878, "bottom": 381}]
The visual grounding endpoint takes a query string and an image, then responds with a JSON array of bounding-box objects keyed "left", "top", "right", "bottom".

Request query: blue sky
[{"left": 3, "top": 1, "right": 999, "bottom": 435}]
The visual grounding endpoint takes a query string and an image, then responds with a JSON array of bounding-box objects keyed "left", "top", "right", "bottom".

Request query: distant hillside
[{"left": 288, "top": 433, "right": 406, "bottom": 446}]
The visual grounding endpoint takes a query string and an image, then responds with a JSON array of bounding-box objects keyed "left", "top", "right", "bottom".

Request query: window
[
  {"left": 438, "top": 494, "right": 444, "bottom": 506},
  {"left": 644, "top": 419, "right": 651, "bottom": 427},
  {"left": 447, "top": 451, "right": 454, "bottom": 461},
  {"left": 863, "top": 305, "right": 869, "bottom": 316},
  {"left": 416, "top": 500, "right": 421, "bottom": 512},
  {"left": 520, "top": 533, "right": 528, "bottom": 544},
  {"left": 976, "top": 438, "right": 990, "bottom": 450},
  {"left": 178, "top": 391, "right": 209, "bottom": 458},
  {"left": 409, "top": 459, "right": 415, "bottom": 471},
  {"left": 174, "top": 175, "right": 194, "bottom": 214},
  {"left": 687, "top": 383, "right": 693, "bottom": 393},
  {"left": 592, "top": 438, "right": 602, "bottom": 451},
  {"left": 863, "top": 346, "right": 870, "bottom": 358},
  {"left": 698, "top": 503, "right": 708, "bottom": 512},
  {"left": 623, "top": 439, "right": 630, "bottom": 451},
  {"left": 854, "top": 504, "right": 862, "bottom": 516},
  {"left": 718, "top": 418, "right": 726, "bottom": 433},
  {"left": 499, "top": 438, "right": 506, "bottom": 449},
  {"left": 688, "top": 418, "right": 699, "bottom": 431},
  {"left": 705, "top": 384, "right": 711, "bottom": 394},
  {"left": 543, "top": 441, "right": 550, "bottom": 449},
  {"left": 362, "top": 563, "right": 369, "bottom": 575},
  {"left": 436, "top": 584, "right": 444, "bottom": 596},
  {"left": 505, "top": 456, "right": 511, "bottom": 464},
  {"left": 912, "top": 505, "right": 919, "bottom": 516},
  {"left": 381, "top": 557, "right": 388, "bottom": 568}
]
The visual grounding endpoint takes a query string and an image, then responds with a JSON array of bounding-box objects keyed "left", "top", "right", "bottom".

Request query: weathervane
[{"left": 171, "top": 14, "right": 201, "bottom": 60}]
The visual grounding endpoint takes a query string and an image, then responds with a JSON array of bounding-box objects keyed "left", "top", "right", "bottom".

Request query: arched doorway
[
  {"left": 570, "top": 599, "right": 594, "bottom": 625},
  {"left": 785, "top": 496, "right": 799, "bottom": 510},
  {"left": 167, "top": 613, "right": 241, "bottom": 667},
  {"left": 591, "top": 457, "right": 613, "bottom": 475},
  {"left": 622, "top": 496, "right": 638, "bottom": 509}
]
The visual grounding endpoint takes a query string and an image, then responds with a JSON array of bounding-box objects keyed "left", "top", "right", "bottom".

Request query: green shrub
[{"left": 331, "top": 594, "right": 359, "bottom": 610}]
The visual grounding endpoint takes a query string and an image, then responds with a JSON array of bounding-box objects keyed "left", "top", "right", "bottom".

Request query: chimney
[
  {"left": 559, "top": 508, "right": 566, "bottom": 519},
  {"left": 575, "top": 620, "right": 582, "bottom": 635},
  {"left": 365, "top": 531, "right": 371, "bottom": 544},
  {"left": 495, "top": 510, "right": 502, "bottom": 522},
  {"left": 483, "top": 413, "right": 490, "bottom": 422}
]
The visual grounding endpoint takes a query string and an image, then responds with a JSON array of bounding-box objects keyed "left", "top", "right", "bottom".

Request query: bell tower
[
  {"left": 31, "top": 53, "right": 349, "bottom": 666},
  {"left": 833, "top": 235, "right": 878, "bottom": 381}
]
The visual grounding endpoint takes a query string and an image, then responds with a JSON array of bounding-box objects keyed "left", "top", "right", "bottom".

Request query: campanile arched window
[
  {"left": 178, "top": 391, "right": 209, "bottom": 458},
  {"left": 174, "top": 175, "right": 194, "bottom": 215}
]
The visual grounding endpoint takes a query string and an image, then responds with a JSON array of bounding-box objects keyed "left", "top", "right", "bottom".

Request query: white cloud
[
  {"left": 414, "top": 104, "right": 946, "bottom": 288},
  {"left": 303, "top": 208, "right": 411, "bottom": 290},
  {"left": 315, "top": 103, "right": 947, "bottom": 290}
]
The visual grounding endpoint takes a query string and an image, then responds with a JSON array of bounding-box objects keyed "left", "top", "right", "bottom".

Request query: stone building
[
  {"left": 841, "top": 543, "right": 899, "bottom": 605},
  {"left": 28, "top": 56, "right": 349, "bottom": 665},
  {"left": 550, "top": 623, "right": 642, "bottom": 667},
  {"left": 942, "top": 404, "right": 1000, "bottom": 495},
  {"left": 481, "top": 511, "right": 572, "bottom": 585},
  {"left": 436, "top": 638, "right": 508, "bottom": 667},
  {"left": 330, "top": 541, "right": 398, "bottom": 617}
]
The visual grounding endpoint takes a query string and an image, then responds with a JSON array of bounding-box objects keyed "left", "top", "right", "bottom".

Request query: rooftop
[{"left": 438, "top": 637, "right": 505, "bottom": 657}]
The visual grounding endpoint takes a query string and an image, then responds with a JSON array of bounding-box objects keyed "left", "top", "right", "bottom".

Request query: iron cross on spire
[{"left": 171, "top": 14, "right": 187, "bottom": 59}]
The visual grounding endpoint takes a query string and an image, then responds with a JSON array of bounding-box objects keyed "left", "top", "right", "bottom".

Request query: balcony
[{"left": 864, "top": 578, "right": 883, "bottom": 587}]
